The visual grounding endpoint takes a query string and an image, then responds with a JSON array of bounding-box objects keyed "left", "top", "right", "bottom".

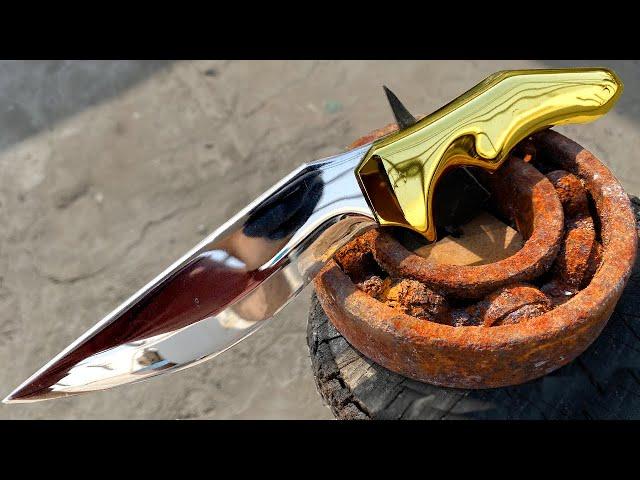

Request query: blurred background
[{"left": 0, "top": 60, "right": 637, "bottom": 419}]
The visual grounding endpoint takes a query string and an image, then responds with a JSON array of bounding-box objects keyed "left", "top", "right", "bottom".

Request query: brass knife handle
[{"left": 356, "top": 68, "right": 623, "bottom": 241}]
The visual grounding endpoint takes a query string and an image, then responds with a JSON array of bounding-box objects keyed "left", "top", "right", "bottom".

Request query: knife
[{"left": 4, "top": 68, "right": 622, "bottom": 403}]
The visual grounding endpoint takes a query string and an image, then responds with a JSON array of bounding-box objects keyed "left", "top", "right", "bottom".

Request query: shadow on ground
[{"left": 0, "top": 61, "right": 174, "bottom": 153}]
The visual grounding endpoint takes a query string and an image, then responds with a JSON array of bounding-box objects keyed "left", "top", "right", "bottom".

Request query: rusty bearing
[
  {"left": 315, "top": 127, "right": 637, "bottom": 389},
  {"left": 369, "top": 157, "right": 564, "bottom": 299}
]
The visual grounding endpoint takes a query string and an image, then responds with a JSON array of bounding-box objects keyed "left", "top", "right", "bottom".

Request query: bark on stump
[{"left": 306, "top": 196, "right": 640, "bottom": 420}]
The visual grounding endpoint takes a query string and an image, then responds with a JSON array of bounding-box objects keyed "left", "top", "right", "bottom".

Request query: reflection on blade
[{"left": 4, "top": 144, "right": 376, "bottom": 403}]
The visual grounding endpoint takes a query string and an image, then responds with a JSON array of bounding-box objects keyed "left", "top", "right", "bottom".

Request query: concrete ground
[{"left": 0, "top": 60, "right": 638, "bottom": 419}]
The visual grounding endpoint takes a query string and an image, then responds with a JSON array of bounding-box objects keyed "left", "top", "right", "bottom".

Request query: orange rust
[
  {"left": 347, "top": 122, "right": 399, "bottom": 149},
  {"left": 541, "top": 170, "right": 599, "bottom": 305},
  {"left": 333, "top": 230, "right": 380, "bottom": 283},
  {"left": 377, "top": 278, "right": 449, "bottom": 323},
  {"left": 467, "top": 283, "right": 551, "bottom": 327},
  {"left": 356, "top": 275, "right": 385, "bottom": 298},
  {"left": 314, "top": 128, "right": 637, "bottom": 389},
  {"left": 582, "top": 241, "right": 603, "bottom": 288},
  {"left": 547, "top": 217, "right": 596, "bottom": 291},
  {"left": 546, "top": 170, "right": 590, "bottom": 218},
  {"left": 367, "top": 157, "right": 564, "bottom": 299}
]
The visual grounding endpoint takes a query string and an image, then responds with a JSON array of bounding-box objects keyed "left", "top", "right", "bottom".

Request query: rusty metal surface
[
  {"left": 315, "top": 129, "right": 637, "bottom": 389},
  {"left": 542, "top": 169, "right": 599, "bottom": 305},
  {"left": 369, "top": 156, "right": 564, "bottom": 299},
  {"left": 349, "top": 122, "right": 566, "bottom": 300},
  {"left": 467, "top": 283, "right": 552, "bottom": 327}
]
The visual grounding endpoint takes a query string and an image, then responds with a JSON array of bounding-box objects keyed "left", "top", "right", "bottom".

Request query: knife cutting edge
[{"left": 4, "top": 68, "right": 622, "bottom": 403}]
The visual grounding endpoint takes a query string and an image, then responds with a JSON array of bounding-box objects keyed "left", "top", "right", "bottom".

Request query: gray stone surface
[{"left": 0, "top": 60, "right": 638, "bottom": 419}]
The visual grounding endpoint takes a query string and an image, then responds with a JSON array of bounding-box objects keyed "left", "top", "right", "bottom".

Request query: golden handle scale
[{"left": 356, "top": 68, "right": 623, "bottom": 241}]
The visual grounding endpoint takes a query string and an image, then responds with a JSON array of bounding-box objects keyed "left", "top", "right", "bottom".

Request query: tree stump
[{"left": 307, "top": 196, "right": 640, "bottom": 420}]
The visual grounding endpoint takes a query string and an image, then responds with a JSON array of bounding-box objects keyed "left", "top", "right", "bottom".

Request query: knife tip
[
  {"left": 3, "top": 380, "right": 51, "bottom": 404},
  {"left": 3, "top": 386, "right": 28, "bottom": 404},
  {"left": 3, "top": 392, "right": 18, "bottom": 404},
  {"left": 2, "top": 388, "right": 61, "bottom": 404}
]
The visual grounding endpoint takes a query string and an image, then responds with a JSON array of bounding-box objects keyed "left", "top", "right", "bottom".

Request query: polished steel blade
[{"left": 4, "top": 144, "right": 376, "bottom": 403}]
